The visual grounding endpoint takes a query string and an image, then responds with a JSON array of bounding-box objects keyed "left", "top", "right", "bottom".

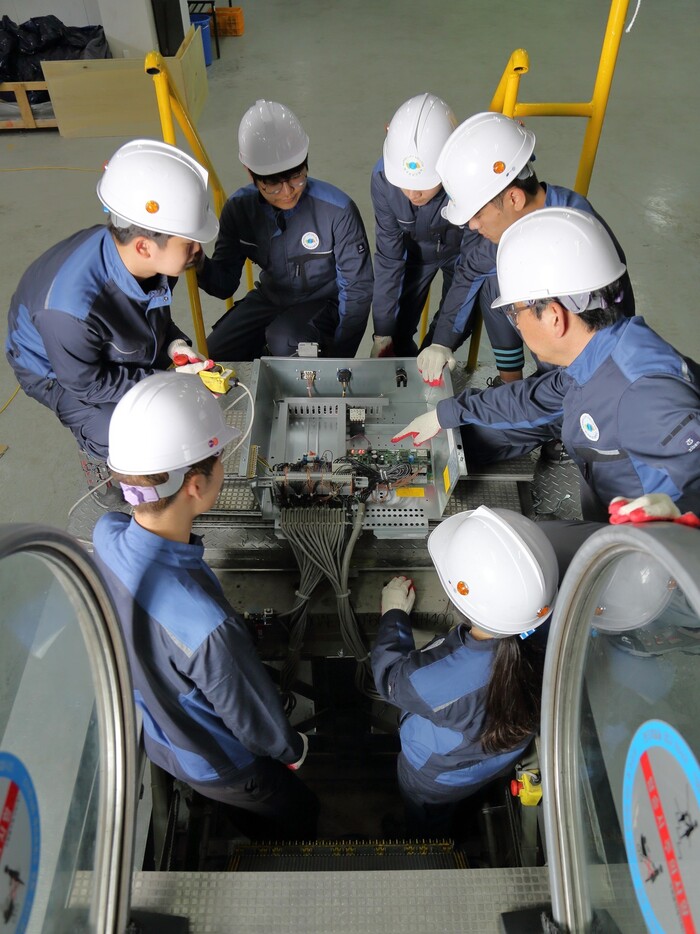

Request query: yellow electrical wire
[{"left": 0, "top": 385, "right": 20, "bottom": 415}]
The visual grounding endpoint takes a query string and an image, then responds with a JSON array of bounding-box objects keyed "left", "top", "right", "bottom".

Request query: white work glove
[
  {"left": 167, "top": 338, "right": 213, "bottom": 375},
  {"left": 417, "top": 343, "right": 456, "bottom": 386},
  {"left": 381, "top": 576, "right": 416, "bottom": 616},
  {"left": 391, "top": 409, "right": 442, "bottom": 447},
  {"left": 286, "top": 732, "right": 309, "bottom": 771},
  {"left": 370, "top": 335, "right": 394, "bottom": 358},
  {"left": 608, "top": 494, "right": 700, "bottom": 528}
]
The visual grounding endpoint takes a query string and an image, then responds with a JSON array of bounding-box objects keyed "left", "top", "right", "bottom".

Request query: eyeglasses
[
  {"left": 503, "top": 304, "right": 523, "bottom": 328},
  {"left": 503, "top": 299, "right": 538, "bottom": 329},
  {"left": 257, "top": 170, "right": 308, "bottom": 196}
]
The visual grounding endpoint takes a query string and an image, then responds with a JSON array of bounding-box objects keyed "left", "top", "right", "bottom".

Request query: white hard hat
[
  {"left": 591, "top": 552, "right": 676, "bottom": 633},
  {"left": 238, "top": 100, "right": 309, "bottom": 175},
  {"left": 108, "top": 372, "right": 239, "bottom": 474},
  {"left": 491, "top": 207, "right": 627, "bottom": 309},
  {"left": 96, "top": 139, "right": 219, "bottom": 243},
  {"left": 428, "top": 506, "right": 558, "bottom": 637},
  {"left": 383, "top": 92, "right": 457, "bottom": 190},
  {"left": 436, "top": 112, "right": 536, "bottom": 225}
]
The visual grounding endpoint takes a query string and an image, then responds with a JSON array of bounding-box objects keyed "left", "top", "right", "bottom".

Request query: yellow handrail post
[
  {"left": 574, "top": 0, "right": 629, "bottom": 196},
  {"left": 145, "top": 50, "right": 252, "bottom": 356},
  {"left": 489, "top": 49, "right": 530, "bottom": 117}
]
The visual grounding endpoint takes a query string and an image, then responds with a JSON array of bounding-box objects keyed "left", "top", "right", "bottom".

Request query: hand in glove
[
  {"left": 370, "top": 335, "right": 394, "bottom": 358},
  {"left": 286, "top": 732, "right": 309, "bottom": 771},
  {"left": 609, "top": 494, "right": 700, "bottom": 528},
  {"left": 416, "top": 343, "right": 456, "bottom": 386},
  {"left": 381, "top": 576, "right": 416, "bottom": 616},
  {"left": 167, "top": 338, "right": 214, "bottom": 374},
  {"left": 391, "top": 409, "right": 442, "bottom": 446}
]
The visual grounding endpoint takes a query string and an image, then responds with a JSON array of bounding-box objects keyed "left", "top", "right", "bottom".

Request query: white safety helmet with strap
[
  {"left": 436, "top": 111, "right": 536, "bottom": 225},
  {"left": 428, "top": 506, "right": 558, "bottom": 637},
  {"left": 238, "top": 99, "right": 309, "bottom": 175},
  {"left": 491, "top": 207, "right": 627, "bottom": 313},
  {"left": 108, "top": 373, "right": 239, "bottom": 501},
  {"left": 96, "top": 139, "right": 219, "bottom": 243},
  {"left": 383, "top": 92, "right": 457, "bottom": 190},
  {"left": 590, "top": 552, "right": 676, "bottom": 633}
]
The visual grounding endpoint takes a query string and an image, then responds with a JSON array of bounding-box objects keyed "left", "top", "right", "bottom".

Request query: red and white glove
[
  {"left": 286, "top": 732, "right": 309, "bottom": 771},
  {"left": 167, "top": 338, "right": 214, "bottom": 375},
  {"left": 391, "top": 409, "right": 442, "bottom": 446},
  {"left": 381, "top": 576, "right": 416, "bottom": 615},
  {"left": 608, "top": 494, "right": 700, "bottom": 528},
  {"left": 416, "top": 343, "right": 456, "bottom": 386},
  {"left": 370, "top": 335, "right": 394, "bottom": 358}
]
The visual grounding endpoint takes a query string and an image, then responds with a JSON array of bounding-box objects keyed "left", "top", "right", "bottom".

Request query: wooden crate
[
  {"left": 41, "top": 26, "right": 207, "bottom": 139},
  {"left": 0, "top": 80, "right": 58, "bottom": 130}
]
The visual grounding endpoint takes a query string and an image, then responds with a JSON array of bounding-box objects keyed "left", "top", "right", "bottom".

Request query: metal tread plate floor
[{"left": 125, "top": 867, "right": 551, "bottom": 933}]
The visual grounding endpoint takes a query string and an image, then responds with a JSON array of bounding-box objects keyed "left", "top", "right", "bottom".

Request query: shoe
[
  {"left": 79, "top": 449, "right": 124, "bottom": 508},
  {"left": 539, "top": 439, "right": 573, "bottom": 464},
  {"left": 485, "top": 375, "right": 505, "bottom": 388}
]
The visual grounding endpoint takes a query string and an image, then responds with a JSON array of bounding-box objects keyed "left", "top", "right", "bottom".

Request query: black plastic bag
[{"left": 0, "top": 15, "right": 111, "bottom": 105}]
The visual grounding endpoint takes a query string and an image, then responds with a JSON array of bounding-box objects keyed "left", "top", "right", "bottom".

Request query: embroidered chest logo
[
  {"left": 580, "top": 412, "right": 600, "bottom": 442},
  {"left": 301, "top": 231, "right": 320, "bottom": 250}
]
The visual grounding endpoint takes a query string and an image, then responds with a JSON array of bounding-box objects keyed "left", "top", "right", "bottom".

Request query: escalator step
[{"left": 227, "top": 839, "right": 468, "bottom": 871}]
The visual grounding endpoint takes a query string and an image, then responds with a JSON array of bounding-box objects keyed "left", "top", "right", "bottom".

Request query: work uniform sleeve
[
  {"left": 197, "top": 199, "right": 247, "bottom": 301},
  {"left": 617, "top": 376, "right": 700, "bottom": 514},
  {"left": 330, "top": 201, "right": 374, "bottom": 356},
  {"left": 436, "top": 369, "right": 568, "bottom": 432},
  {"left": 430, "top": 231, "right": 494, "bottom": 349},
  {"left": 193, "top": 619, "right": 304, "bottom": 764},
  {"left": 371, "top": 611, "right": 486, "bottom": 725},
  {"left": 371, "top": 609, "right": 446, "bottom": 720},
  {"left": 37, "top": 309, "right": 166, "bottom": 405},
  {"left": 370, "top": 172, "right": 408, "bottom": 337}
]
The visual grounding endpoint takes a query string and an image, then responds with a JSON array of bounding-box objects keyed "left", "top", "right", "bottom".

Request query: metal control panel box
[{"left": 235, "top": 357, "right": 466, "bottom": 538}]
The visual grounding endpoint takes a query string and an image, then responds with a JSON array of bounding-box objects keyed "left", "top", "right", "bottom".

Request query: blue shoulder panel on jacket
[
  {"left": 611, "top": 317, "right": 687, "bottom": 383},
  {"left": 307, "top": 178, "right": 351, "bottom": 209},
  {"left": 45, "top": 229, "right": 108, "bottom": 321},
  {"left": 409, "top": 645, "right": 491, "bottom": 711}
]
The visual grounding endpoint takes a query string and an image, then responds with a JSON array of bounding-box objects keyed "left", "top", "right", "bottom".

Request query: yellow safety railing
[
  {"left": 418, "top": 0, "right": 630, "bottom": 367},
  {"left": 144, "top": 50, "right": 254, "bottom": 356},
  {"left": 490, "top": 0, "right": 630, "bottom": 197}
]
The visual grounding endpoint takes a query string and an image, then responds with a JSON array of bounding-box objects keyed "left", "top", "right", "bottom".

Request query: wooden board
[
  {"left": 41, "top": 26, "right": 207, "bottom": 139},
  {"left": 0, "top": 81, "right": 59, "bottom": 130}
]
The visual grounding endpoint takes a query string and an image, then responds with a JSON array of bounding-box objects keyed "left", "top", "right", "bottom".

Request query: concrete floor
[{"left": 1, "top": 0, "right": 699, "bottom": 528}]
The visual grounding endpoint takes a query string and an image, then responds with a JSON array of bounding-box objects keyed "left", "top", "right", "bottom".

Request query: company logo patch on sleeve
[{"left": 357, "top": 243, "right": 366, "bottom": 254}]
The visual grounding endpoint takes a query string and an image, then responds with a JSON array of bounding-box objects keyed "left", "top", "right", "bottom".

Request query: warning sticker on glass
[
  {"left": 0, "top": 752, "right": 41, "bottom": 933},
  {"left": 622, "top": 720, "right": 699, "bottom": 934}
]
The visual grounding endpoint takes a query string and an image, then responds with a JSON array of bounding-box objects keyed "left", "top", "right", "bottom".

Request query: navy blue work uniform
[
  {"left": 5, "top": 226, "right": 187, "bottom": 460},
  {"left": 370, "top": 158, "right": 465, "bottom": 355},
  {"left": 372, "top": 613, "right": 536, "bottom": 837},
  {"left": 436, "top": 317, "right": 700, "bottom": 518},
  {"left": 428, "top": 184, "right": 635, "bottom": 373},
  {"left": 93, "top": 513, "right": 319, "bottom": 840},
  {"left": 198, "top": 179, "right": 373, "bottom": 360}
]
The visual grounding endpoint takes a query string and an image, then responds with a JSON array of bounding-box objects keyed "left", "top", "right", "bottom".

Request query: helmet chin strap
[
  {"left": 110, "top": 212, "right": 133, "bottom": 229},
  {"left": 119, "top": 467, "right": 187, "bottom": 506}
]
